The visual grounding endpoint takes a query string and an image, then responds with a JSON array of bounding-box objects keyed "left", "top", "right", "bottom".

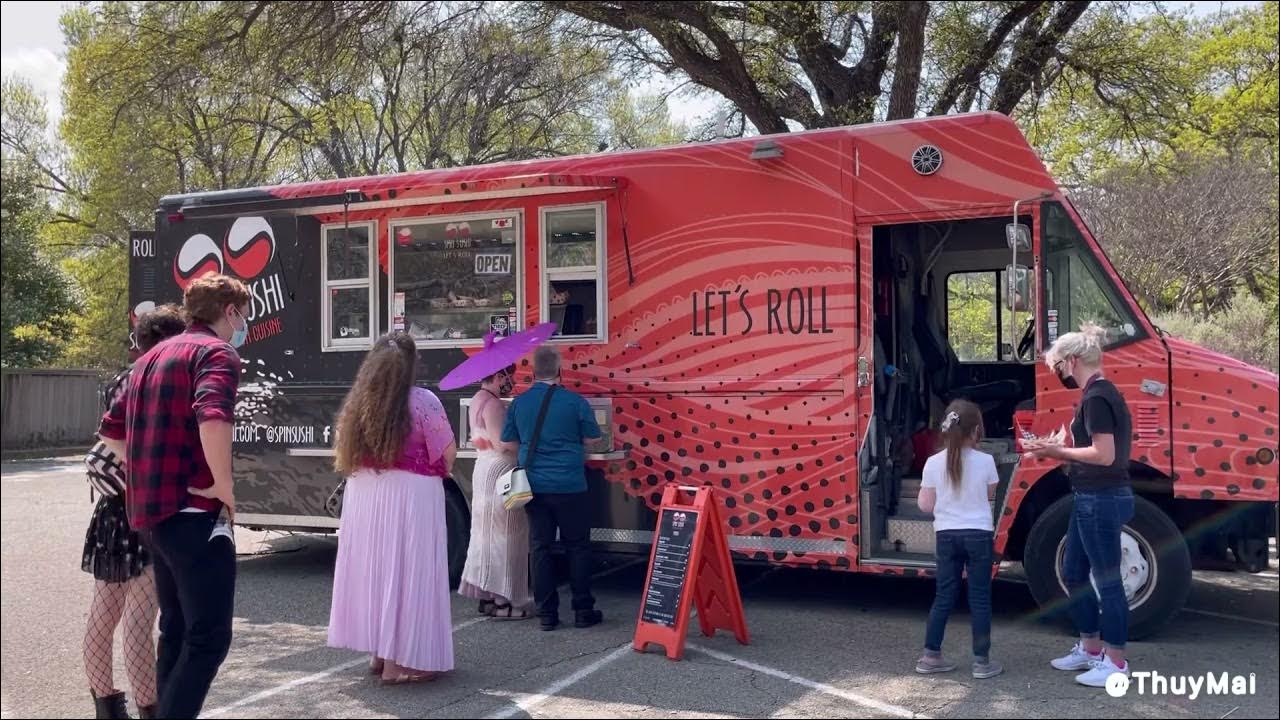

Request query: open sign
[{"left": 475, "top": 253, "right": 512, "bottom": 275}]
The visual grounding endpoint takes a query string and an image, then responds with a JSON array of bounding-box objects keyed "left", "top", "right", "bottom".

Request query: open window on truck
[{"left": 540, "top": 203, "right": 607, "bottom": 341}]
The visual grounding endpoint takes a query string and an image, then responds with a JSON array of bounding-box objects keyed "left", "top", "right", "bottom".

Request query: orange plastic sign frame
[{"left": 633, "top": 485, "right": 749, "bottom": 660}]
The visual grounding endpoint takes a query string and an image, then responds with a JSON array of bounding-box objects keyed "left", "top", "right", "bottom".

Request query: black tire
[
  {"left": 1023, "top": 494, "right": 1191, "bottom": 640},
  {"left": 444, "top": 486, "right": 471, "bottom": 590}
]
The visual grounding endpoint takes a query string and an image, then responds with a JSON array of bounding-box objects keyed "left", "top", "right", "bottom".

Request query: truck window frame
[
  {"left": 945, "top": 270, "right": 1002, "bottom": 363},
  {"left": 1040, "top": 200, "right": 1146, "bottom": 351},
  {"left": 387, "top": 209, "right": 525, "bottom": 349},
  {"left": 320, "top": 220, "right": 378, "bottom": 352},
  {"left": 944, "top": 267, "right": 1042, "bottom": 363},
  {"left": 539, "top": 202, "right": 608, "bottom": 343}
]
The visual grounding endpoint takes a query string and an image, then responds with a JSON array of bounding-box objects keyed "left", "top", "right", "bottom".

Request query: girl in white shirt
[{"left": 915, "top": 400, "right": 1003, "bottom": 679}]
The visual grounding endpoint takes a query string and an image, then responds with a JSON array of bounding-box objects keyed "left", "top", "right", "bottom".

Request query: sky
[{"left": 1, "top": 0, "right": 1264, "bottom": 134}]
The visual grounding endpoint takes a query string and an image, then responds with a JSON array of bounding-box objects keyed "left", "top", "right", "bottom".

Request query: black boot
[
  {"left": 92, "top": 692, "right": 131, "bottom": 719},
  {"left": 137, "top": 705, "right": 157, "bottom": 719}
]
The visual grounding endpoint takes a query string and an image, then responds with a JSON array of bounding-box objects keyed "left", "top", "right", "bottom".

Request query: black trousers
[
  {"left": 146, "top": 512, "right": 236, "bottom": 719},
  {"left": 527, "top": 492, "right": 595, "bottom": 620}
]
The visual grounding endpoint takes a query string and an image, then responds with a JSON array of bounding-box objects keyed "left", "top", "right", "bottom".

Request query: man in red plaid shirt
[{"left": 99, "top": 274, "right": 249, "bottom": 719}]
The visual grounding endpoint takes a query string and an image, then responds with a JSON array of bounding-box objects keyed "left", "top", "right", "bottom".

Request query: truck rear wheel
[
  {"left": 444, "top": 486, "right": 471, "bottom": 589},
  {"left": 1024, "top": 494, "right": 1191, "bottom": 640}
]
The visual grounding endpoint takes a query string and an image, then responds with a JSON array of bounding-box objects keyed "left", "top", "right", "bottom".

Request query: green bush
[{"left": 1154, "top": 294, "right": 1280, "bottom": 373}]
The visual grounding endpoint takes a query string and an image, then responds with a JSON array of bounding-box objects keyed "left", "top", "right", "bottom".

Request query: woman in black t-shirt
[{"left": 1023, "top": 324, "right": 1135, "bottom": 689}]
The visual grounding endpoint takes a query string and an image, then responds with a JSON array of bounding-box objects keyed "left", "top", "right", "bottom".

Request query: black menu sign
[{"left": 640, "top": 508, "right": 700, "bottom": 627}]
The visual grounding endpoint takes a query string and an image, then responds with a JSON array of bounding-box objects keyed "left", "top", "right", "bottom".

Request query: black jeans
[
  {"left": 146, "top": 512, "right": 236, "bottom": 719},
  {"left": 527, "top": 492, "right": 595, "bottom": 621},
  {"left": 924, "top": 529, "right": 994, "bottom": 660}
]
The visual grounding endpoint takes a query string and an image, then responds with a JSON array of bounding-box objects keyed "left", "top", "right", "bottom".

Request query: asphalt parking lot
[{"left": 3, "top": 458, "right": 1277, "bottom": 719}]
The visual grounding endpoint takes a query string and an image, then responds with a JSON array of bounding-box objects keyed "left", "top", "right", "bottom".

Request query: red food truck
[{"left": 130, "top": 111, "right": 1278, "bottom": 638}]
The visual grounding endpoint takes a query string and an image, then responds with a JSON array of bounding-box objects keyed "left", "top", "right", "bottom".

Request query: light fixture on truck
[{"left": 750, "top": 140, "right": 784, "bottom": 160}]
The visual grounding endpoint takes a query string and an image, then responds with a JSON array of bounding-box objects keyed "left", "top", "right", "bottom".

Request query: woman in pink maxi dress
[{"left": 328, "top": 332, "right": 458, "bottom": 684}]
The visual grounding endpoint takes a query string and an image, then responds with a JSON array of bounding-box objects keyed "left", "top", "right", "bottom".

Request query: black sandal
[
  {"left": 487, "top": 602, "right": 531, "bottom": 620},
  {"left": 477, "top": 599, "right": 497, "bottom": 615}
]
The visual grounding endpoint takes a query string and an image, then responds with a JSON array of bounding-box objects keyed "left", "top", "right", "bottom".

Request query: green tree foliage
[
  {"left": 0, "top": 80, "right": 79, "bottom": 367},
  {"left": 1031, "top": 3, "right": 1278, "bottom": 364},
  {"left": 602, "top": 92, "right": 689, "bottom": 151},
  {"left": 947, "top": 272, "right": 998, "bottom": 362},
  {"left": 2, "top": 1, "right": 683, "bottom": 368},
  {"left": 1155, "top": 294, "right": 1279, "bottom": 373},
  {"left": 1025, "top": 2, "right": 1278, "bottom": 179}
]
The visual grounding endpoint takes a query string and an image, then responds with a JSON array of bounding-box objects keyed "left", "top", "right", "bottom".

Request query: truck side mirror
[
  {"left": 1006, "top": 223, "right": 1032, "bottom": 252},
  {"left": 1005, "top": 264, "right": 1031, "bottom": 312}
]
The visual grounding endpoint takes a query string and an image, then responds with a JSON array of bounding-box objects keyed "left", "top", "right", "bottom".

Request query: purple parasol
[{"left": 438, "top": 322, "right": 557, "bottom": 391}]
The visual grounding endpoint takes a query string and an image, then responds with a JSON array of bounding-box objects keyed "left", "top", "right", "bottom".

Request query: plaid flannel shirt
[{"left": 98, "top": 325, "right": 240, "bottom": 530}]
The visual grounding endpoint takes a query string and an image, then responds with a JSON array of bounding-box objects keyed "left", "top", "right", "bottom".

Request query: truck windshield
[{"left": 1041, "top": 201, "right": 1143, "bottom": 349}]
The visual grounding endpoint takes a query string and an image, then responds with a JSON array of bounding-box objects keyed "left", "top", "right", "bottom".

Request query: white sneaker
[
  {"left": 1050, "top": 642, "right": 1101, "bottom": 671},
  {"left": 1075, "top": 654, "right": 1129, "bottom": 688}
]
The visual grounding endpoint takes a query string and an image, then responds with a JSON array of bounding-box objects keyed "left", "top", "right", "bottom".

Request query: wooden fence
[{"left": 1, "top": 369, "right": 106, "bottom": 451}]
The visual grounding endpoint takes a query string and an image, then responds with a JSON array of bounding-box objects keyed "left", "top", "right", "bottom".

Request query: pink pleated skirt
[{"left": 327, "top": 468, "right": 454, "bottom": 672}]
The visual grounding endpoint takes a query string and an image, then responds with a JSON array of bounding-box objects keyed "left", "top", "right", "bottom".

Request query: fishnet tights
[{"left": 84, "top": 568, "right": 158, "bottom": 705}]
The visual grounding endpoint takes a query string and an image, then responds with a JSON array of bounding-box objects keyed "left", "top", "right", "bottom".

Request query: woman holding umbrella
[
  {"left": 441, "top": 323, "right": 557, "bottom": 622},
  {"left": 458, "top": 364, "right": 531, "bottom": 619},
  {"left": 328, "top": 332, "right": 457, "bottom": 684}
]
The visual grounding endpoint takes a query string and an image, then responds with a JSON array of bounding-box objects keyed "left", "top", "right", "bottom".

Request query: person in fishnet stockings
[
  {"left": 84, "top": 572, "right": 159, "bottom": 714},
  {"left": 81, "top": 305, "right": 186, "bottom": 719}
]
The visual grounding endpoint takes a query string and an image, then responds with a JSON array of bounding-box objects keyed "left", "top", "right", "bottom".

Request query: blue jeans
[
  {"left": 1062, "top": 487, "right": 1135, "bottom": 648},
  {"left": 924, "top": 529, "right": 994, "bottom": 660}
]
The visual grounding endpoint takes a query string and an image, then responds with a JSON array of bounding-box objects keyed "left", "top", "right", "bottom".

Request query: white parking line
[
  {"left": 484, "top": 644, "right": 633, "bottom": 720},
  {"left": 479, "top": 567, "right": 780, "bottom": 719},
  {"left": 202, "top": 558, "right": 646, "bottom": 718},
  {"left": 203, "top": 616, "right": 490, "bottom": 718},
  {"left": 1181, "top": 608, "right": 1280, "bottom": 628},
  {"left": 688, "top": 644, "right": 927, "bottom": 719}
]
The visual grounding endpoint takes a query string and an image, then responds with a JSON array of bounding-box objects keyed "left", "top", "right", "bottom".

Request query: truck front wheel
[{"left": 1023, "top": 494, "right": 1191, "bottom": 640}]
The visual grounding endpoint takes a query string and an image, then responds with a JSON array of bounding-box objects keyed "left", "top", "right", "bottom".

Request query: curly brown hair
[
  {"left": 184, "top": 274, "right": 250, "bottom": 326},
  {"left": 135, "top": 303, "right": 187, "bottom": 352},
  {"left": 333, "top": 332, "right": 418, "bottom": 475}
]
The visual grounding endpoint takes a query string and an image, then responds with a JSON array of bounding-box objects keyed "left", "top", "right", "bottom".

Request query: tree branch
[
  {"left": 931, "top": 1, "right": 1045, "bottom": 115},
  {"left": 990, "top": 1, "right": 1091, "bottom": 115}
]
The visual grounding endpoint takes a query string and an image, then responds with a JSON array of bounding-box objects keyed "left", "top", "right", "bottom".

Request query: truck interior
[{"left": 860, "top": 215, "right": 1036, "bottom": 563}]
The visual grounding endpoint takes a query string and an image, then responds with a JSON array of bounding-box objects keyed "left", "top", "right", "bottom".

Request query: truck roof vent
[{"left": 911, "top": 145, "right": 943, "bottom": 175}]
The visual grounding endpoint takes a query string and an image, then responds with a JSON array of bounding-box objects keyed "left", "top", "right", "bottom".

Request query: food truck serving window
[
  {"left": 390, "top": 213, "right": 521, "bottom": 345},
  {"left": 540, "top": 204, "right": 606, "bottom": 341},
  {"left": 322, "top": 221, "right": 377, "bottom": 350}
]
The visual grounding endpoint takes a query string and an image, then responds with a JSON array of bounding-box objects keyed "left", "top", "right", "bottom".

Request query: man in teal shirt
[{"left": 502, "top": 345, "right": 603, "bottom": 630}]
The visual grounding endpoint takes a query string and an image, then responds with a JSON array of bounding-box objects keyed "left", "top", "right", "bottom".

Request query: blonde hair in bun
[{"left": 1046, "top": 322, "right": 1106, "bottom": 369}]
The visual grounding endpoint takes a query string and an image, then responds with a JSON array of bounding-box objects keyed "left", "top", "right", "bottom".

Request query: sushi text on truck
[{"left": 130, "top": 112, "right": 1279, "bottom": 639}]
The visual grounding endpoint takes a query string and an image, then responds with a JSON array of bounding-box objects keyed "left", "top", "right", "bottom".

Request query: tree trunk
[{"left": 887, "top": 1, "right": 928, "bottom": 121}]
